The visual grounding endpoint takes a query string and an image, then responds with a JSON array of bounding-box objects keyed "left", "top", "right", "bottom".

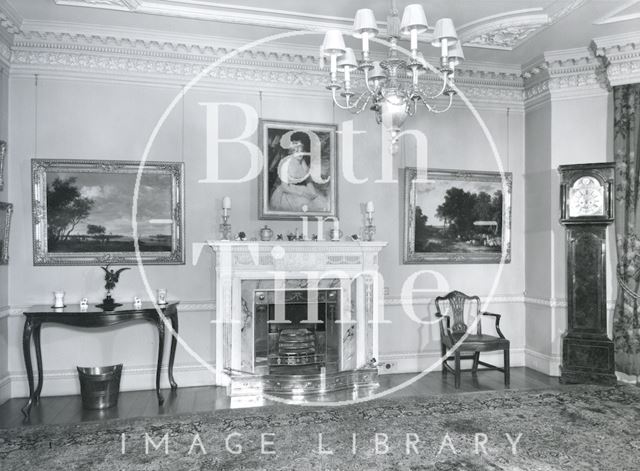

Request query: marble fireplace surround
[{"left": 208, "top": 241, "right": 387, "bottom": 395}]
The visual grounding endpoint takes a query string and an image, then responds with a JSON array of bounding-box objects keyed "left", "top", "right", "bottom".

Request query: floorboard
[{"left": 0, "top": 367, "right": 567, "bottom": 429}]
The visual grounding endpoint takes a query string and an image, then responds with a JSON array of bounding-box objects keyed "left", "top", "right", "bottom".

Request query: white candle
[
  {"left": 222, "top": 196, "right": 231, "bottom": 209},
  {"left": 366, "top": 201, "right": 375, "bottom": 213},
  {"left": 410, "top": 29, "right": 418, "bottom": 51},
  {"left": 441, "top": 38, "right": 448, "bottom": 59}
]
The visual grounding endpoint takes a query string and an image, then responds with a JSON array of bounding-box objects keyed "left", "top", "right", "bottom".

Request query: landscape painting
[
  {"left": 403, "top": 168, "right": 512, "bottom": 264},
  {"left": 32, "top": 159, "right": 184, "bottom": 265}
]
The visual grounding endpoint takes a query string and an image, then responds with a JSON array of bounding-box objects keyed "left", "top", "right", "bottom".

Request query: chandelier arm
[
  {"left": 422, "top": 94, "right": 454, "bottom": 114},
  {"left": 331, "top": 88, "right": 359, "bottom": 111},
  {"left": 425, "top": 73, "right": 450, "bottom": 100},
  {"left": 407, "top": 99, "right": 417, "bottom": 117},
  {"left": 350, "top": 91, "right": 373, "bottom": 113},
  {"left": 363, "top": 68, "right": 379, "bottom": 95}
]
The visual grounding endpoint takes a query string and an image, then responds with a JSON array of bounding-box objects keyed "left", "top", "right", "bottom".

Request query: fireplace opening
[{"left": 254, "top": 289, "right": 340, "bottom": 376}]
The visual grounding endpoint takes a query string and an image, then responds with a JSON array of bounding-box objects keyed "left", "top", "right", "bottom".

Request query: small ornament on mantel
[{"left": 97, "top": 264, "right": 130, "bottom": 311}]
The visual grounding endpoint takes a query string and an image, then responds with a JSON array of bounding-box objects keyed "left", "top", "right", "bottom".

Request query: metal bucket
[{"left": 77, "top": 364, "right": 123, "bottom": 410}]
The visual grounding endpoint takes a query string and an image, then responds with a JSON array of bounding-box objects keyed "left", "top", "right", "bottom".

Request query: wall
[{"left": 2, "top": 57, "right": 526, "bottom": 398}]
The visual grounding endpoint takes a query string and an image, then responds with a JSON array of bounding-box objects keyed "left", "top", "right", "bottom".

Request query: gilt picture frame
[
  {"left": 403, "top": 167, "right": 512, "bottom": 264},
  {"left": 0, "top": 140, "right": 6, "bottom": 191},
  {"left": 259, "top": 119, "right": 338, "bottom": 220},
  {"left": 0, "top": 202, "right": 13, "bottom": 265},
  {"left": 31, "top": 159, "right": 185, "bottom": 265}
]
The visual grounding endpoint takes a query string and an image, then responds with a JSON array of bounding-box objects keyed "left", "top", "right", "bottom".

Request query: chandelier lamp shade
[{"left": 320, "top": 2, "right": 463, "bottom": 135}]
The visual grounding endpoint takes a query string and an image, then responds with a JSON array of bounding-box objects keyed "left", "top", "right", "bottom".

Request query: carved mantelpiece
[{"left": 208, "top": 240, "right": 387, "bottom": 395}]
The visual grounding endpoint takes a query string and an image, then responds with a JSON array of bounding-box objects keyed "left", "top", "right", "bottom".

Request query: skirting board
[
  {"left": 2, "top": 349, "right": 558, "bottom": 403},
  {"left": 524, "top": 349, "right": 561, "bottom": 377},
  {"left": 6, "top": 362, "right": 217, "bottom": 400},
  {"left": 378, "top": 348, "right": 525, "bottom": 375}
]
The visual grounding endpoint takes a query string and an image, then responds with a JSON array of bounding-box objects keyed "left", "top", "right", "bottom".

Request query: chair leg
[
  {"left": 472, "top": 352, "right": 480, "bottom": 374},
  {"left": 504, "top": 349, "right": 510, "bottom": 388},
  {"left": 454, "top": 351, "right": 461, "bottom": 389},
  {"left": 441, "top": 343, "right": 447, "bottom": 376}
]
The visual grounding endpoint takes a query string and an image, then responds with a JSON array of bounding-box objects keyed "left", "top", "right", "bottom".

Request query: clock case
[
  {"left": 559, "top": 162, "right": 615, "bottom": 224},
  {"left": 558, "top": 162, "right": 616, "bottom": 386}
]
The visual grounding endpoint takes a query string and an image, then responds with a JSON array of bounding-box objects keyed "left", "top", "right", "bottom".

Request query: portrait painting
[
  {"left": 32, "top": 159, "right": 184, "bottom": 265},
  {"left": 259, "top": 120, "right": 337, "bottom": 219},
  {"left": 403, "top": 168, "right": 512, "bottom": 264}
]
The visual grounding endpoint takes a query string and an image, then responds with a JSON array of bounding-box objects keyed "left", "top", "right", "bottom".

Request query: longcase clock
[{"left": 558, "top": 162, "right": 616, "bottom": 385}]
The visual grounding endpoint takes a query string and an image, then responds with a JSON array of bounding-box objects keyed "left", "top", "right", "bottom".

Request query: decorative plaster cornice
[
  {"left": 8, "top": 24, "right": 524, "bottom": 106},
  {"left": 591, "top": 32, "right": 640, "bottom": 87},
  {"left": 522, "top": 47, "right": 609, "bottom": 105}
]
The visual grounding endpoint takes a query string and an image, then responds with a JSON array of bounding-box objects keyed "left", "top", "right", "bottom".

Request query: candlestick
[
  {"left": 363, "top": 203, "right": 376, "bottom": 241},
  {"left": 220, "top": 208, "right": 232, "bottom": 241}
]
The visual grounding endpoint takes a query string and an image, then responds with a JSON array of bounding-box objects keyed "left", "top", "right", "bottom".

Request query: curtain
[{"left": 613, "top": 84, "right": 640, "bottom": 380}]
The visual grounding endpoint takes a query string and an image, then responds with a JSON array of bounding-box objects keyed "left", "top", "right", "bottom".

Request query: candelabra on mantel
[
  {"left": 363, "top": 201, "right": 376, "bottom": 241},
  {"left": 320, "top": 1, "right": 464, "bottom": 136},
  {"left": 220, "top": 196, "right": 232, "bottom": 241}
]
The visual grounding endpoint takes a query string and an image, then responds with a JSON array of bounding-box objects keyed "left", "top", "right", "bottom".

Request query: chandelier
[{"left": 320, "top": 1, "right": 464, "bottom": 135}]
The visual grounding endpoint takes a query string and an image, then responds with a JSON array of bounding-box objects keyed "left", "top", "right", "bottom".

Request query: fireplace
[
  {"left": 254, "top": 288, "right": 340, "bottom": 376},
  {"left": 208, "top": 240, "right": 387, "bottom": 397}
]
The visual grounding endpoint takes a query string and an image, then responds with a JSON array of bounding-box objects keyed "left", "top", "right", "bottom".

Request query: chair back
[{"left": 435, "top": 290, "right": 481, "bottom": 335}]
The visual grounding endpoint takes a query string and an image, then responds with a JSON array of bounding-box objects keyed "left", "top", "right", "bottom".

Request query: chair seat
[{"left": 444, "top": 333, "right": 510, "bottom": 352}]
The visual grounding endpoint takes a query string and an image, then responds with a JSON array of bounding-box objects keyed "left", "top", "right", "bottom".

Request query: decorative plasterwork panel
[
  {"left": 0, "top": 0, "right": 22, "bottom": 35},
  {"left": 54, "top": 0, "right": 588, "bottom": 52},
  {"left": 460, "top": 1, "right": 587, "bottom": 51},
  {"left": 461, "top": 13, "right": 550, "bottom": 51}
]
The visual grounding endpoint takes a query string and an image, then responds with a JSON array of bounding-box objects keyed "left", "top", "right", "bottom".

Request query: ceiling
[{"left": 6, "top": 0, "right": 640, "bottom": 66}]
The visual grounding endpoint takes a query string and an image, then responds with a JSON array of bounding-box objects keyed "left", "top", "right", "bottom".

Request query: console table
[{"left": 21, "top": 301, "right": 179, "bottom": 418}]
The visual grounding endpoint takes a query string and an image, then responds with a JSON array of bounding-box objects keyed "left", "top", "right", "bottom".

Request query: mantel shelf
[{"left": 206, "top": 240, "right": 387, "bottom": 251}]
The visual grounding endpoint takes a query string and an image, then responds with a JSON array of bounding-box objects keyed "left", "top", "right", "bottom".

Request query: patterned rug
[{"left": 2, "top": 385, "right": 640, "bottom": 470}]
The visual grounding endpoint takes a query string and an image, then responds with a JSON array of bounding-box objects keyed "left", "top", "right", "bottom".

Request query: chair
[{"left": 435, "top": 290, "right": 510, "bottom": 389}]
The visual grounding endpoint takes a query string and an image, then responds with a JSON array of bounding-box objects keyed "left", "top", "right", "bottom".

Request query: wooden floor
[{"left": 0, "top": 367, "right": 565, "bottom": 429}]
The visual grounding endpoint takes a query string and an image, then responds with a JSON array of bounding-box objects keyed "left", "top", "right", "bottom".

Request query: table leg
[
  {"left": 21, "top": 319, "right": 35, "bottom": 418},
  {"left": 156, "top": 318, "right": 165, "bottom": 406},
  {"left": 34, "top": 323, "right": 44, "bottom": 403},
  {"left": 168, "top": 310, "right": 178, "bottom": 391}
]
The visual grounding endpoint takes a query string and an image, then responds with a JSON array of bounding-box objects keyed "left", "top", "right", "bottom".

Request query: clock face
[{"left": 569, "top": 176, "right": 604, "bottom": 217}]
